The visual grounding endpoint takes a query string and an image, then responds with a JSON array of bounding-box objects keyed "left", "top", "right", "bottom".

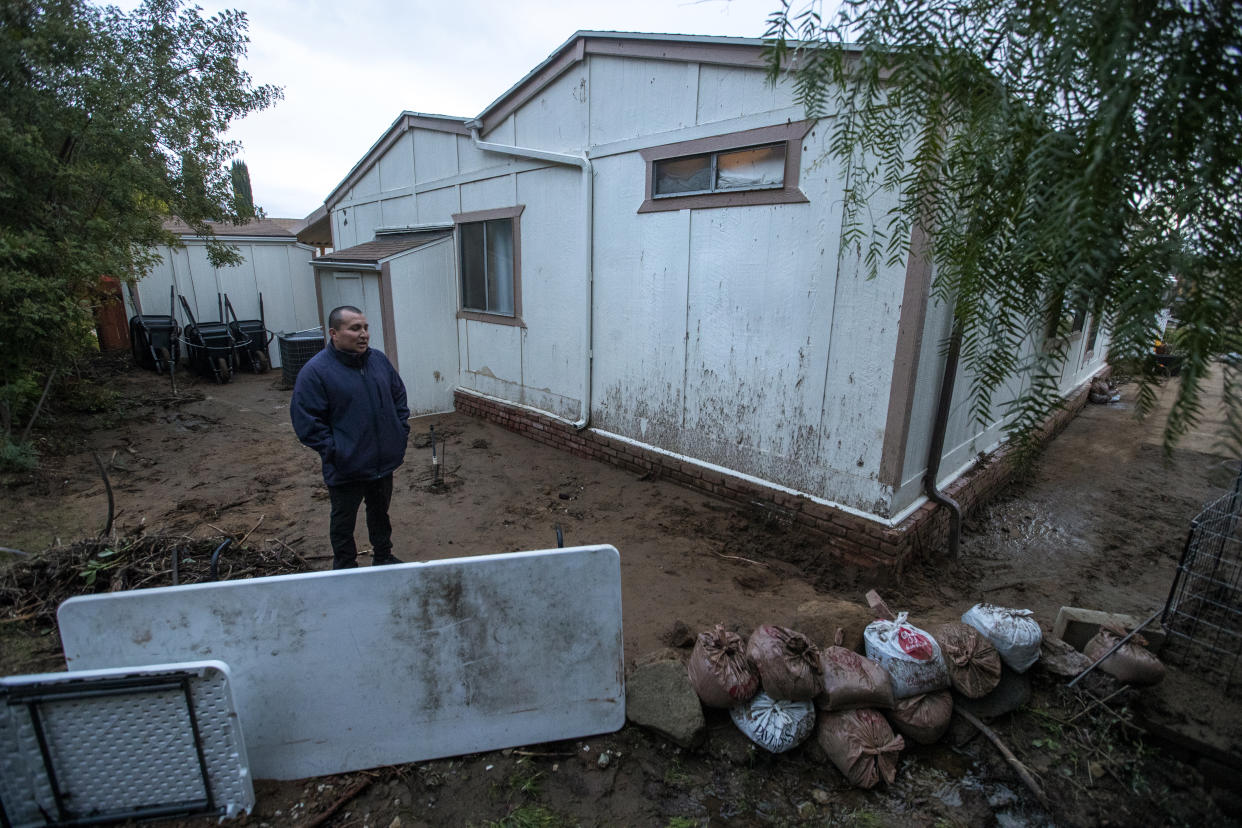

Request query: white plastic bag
[
  {"left": 961, "top": 603, "right": 1042, "bottom": 673},
  {"left": 729, "top": 690, "right": 816, "bottom": 753},
  {"left": 864, "top": 613, "right": 949, "bottom": 699}
]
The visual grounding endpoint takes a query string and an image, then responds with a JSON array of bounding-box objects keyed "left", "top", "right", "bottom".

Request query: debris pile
[{"left": 0, "top": 534, "right": 306, "bottom": 625}]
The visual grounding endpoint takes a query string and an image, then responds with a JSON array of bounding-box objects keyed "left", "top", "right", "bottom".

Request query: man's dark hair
[{"left": 328, "top": 305, "right": 363, "bottom": 331}]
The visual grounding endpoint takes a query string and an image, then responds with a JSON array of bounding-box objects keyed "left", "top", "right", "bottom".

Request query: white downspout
[{"left": 466, "top": 121, "right": 594, "bottom": 429}]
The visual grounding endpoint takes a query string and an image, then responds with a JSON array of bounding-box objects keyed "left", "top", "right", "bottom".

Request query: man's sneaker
[{"left": 372, "top": 553, "right": 404, "bottom": 566}]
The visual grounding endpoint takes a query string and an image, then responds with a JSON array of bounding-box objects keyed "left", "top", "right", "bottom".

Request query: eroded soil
[{"left": 2, "top": 355, "right": 1240, "bottom": 827}]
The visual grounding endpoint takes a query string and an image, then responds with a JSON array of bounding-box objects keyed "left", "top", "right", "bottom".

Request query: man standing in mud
[{"left": 290, "top": 306, "right": 410, "bottom": 569}]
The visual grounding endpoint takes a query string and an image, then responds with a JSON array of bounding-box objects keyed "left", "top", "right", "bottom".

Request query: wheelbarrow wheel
[
  {"left": 255, "top": 351, "right": 270, "bottom": 373},
  {"left": 155, "top": 346, "right": 171, "bottom": 374},
  {"left": 214, "top": 356, "right": 229, "bottom": 384}
]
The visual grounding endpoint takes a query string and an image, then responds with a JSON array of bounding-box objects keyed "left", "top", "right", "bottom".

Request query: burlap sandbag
[
  {"left": 687, "top": 624, "right": 760, "bottom": 708},
  {"left": 886, "top": 689, "right": 953, "bottom": 745},
  {"left": 747, "top": 625, "right": 822, "bottom": 701},
  {"left": 816, "top": 637, "right": 895, "bottom": 711},
  {"left": 934, "top": 621, "right": 1002, "bottom": 699},
  {"left": 1083, "top": 626, "right": 1166, "bottom": 686},
  {"left": 816, "top": 708, "right": 905, "bottom": 789}
]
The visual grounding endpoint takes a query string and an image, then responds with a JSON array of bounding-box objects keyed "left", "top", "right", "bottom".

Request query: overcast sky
[{"left": 144, "top": 0, "right": 796, "bottom": 220}]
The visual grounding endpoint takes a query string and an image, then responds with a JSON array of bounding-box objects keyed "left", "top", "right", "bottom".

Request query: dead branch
[
  {"left": 301, "top": 776, "right": 375, "bottom": 828},
  {"left": 237, "top": 514, "right": 264, "bottom": 547},
  {"left": 712, "top": 551, "right": 768, "bottom": 567},
  {"left": 957, "top": 707, "right": 1051, "bottom": 812}
]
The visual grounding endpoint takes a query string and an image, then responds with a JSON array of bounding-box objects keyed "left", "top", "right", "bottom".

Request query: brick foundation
[{"left": 454, "top": 372, "right": 1105, "bottom": 571}]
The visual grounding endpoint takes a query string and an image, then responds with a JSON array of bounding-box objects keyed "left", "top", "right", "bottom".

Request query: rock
[
  {"left": 954, "top": 666, "right": 1030, "bottom": 719},
  {"left": 597, "top": 752, "right": 610, "bottom": 769},
  {"left": 1052, "top": 607, "right": 1166, "bottom": 654},
  {"left": 626, "top": 657, "right": 706, "bottom": 748},
  {"left": 1039, "top": 636, "right": 1094, "bottom": 678},
  {"left": 794, "top": 598, "right": 875, "bottom": 652},
  {"left": 661, "top": 620, "right": 695, "bottom": 648},
  {"left": 812, "top": 788, "right": 832, "bottom": 805},
  {"left": 797, "top": 801, "right": 816, "bottom": 817},
  {"left": 388, "top": 818, "right": 402, "bottom": 828}
]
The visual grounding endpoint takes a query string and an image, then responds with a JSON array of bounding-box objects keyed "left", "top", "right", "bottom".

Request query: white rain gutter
[{"left": 466, "top": 121, "right": 594, "bottom": 429}]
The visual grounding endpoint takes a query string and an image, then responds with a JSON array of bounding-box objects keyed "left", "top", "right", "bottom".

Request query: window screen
[{"left": 460, "top": 218, "right": 515, "bottom": 316}]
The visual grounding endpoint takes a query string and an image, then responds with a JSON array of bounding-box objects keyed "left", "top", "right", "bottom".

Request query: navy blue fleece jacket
[{"left": 290, "top": 344, "right": 410, "bottom": 486}]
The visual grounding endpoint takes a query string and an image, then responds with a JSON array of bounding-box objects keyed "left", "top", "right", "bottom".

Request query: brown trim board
[
  {"left": 452, "top": 205, "right": 526, "bottom": 327},
  {"left": 379, "top": 261, "right": 399, "bottom": 372},
  {"left": 878, "top": 223, "right": 934, "bottom": 488}
]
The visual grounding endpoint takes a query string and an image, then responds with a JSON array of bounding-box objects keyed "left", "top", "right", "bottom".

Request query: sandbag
[
  {"left": 687, "top": 624, "right": 760, "bottom": 708},
  {"left": 730, "top": 691, "right": 816, "bottom": 753},
  {"left": 886, "top": 689, "right": 953, "bottom": 745},
  {"left": 816, "top": 708, "right": 904, "bottom": 789},
  {"left": 934, "top": 621, "right": 1002, "bottom": 698},
  {"left": 864, "top": 613, "right": 949, "bottom": 699},
  {"left": 961, "top": 604, "right": 1043, "bottom": 673},
  {"left": 747, "top": 625, "right": 822, "bottom": 701},
  {"left": 1083, "top": 626, "right": 1165, "bottom": 686},
  {"left": 816, "top": 643, "right": 895, "bottom": 711}
]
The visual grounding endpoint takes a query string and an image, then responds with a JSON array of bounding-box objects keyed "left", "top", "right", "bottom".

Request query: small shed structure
[
  {"left": 310, "top": 32, "right": 1110, "bottom": 566},
  {"left": 128, "top": 218, "right": 319, "bottom": 368}
]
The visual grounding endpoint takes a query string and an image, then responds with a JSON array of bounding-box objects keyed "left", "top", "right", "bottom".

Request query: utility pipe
[
  {"left": 923, "top": 318, "right": 964, "bottom": 558},
  {"left": 466, "top": 122, "right": 595, "bottom": 429}
]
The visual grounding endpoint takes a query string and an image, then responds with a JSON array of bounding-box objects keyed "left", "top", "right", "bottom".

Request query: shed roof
[
  {"left": 161, "top": 217, "right": 300, "bottom": 239},
  {"left": 312, "top": 230, "right": 451, "bottom": 267}
]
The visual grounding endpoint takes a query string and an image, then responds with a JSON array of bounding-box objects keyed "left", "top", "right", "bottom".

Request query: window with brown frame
[
  {"left": 638, "top": 121, "right": 813, "bottom": 214},
  {"left": 452, "top": 206, "right": 524, "bottom": 326}
]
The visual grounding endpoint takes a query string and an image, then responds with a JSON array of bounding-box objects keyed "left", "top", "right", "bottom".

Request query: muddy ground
[{"left": 2, "top": 353, "right": 1240, "bottom": 827}]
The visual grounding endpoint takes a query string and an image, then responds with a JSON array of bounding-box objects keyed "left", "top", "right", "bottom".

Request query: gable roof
[
  {"left": 477, "top": 31, "right": 774, "bottom": 137},
  {"left": 322, "top": 32, "right": 793, "bottom": 211},
  {"left": 312, "top": 230, "right": 452, "bottom": 268},
  {"left": 324, "top": 112, "right": 471, "bottom": 211}
]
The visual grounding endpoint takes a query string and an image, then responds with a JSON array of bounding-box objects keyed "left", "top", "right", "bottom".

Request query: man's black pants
[{"left": 327, "top": 474, "right": 394, "bottom": 569}]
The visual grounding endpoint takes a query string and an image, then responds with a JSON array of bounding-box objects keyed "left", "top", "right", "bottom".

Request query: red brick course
[{"left": 454, "top": 372, "right": 1103, "bottom": 571}]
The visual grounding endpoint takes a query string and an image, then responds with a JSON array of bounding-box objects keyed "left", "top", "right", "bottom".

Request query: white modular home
[
  {"left": 128, "top": 219, "right": 320, "bottom": 368},
  {"left": 313, "top": 32, "right": 1109, "bottom": 566}
]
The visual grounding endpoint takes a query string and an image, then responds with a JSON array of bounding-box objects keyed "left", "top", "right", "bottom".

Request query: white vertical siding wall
[
  {"left": 129, "top": 239, "right": 317, "bottom": 368},
  {"left": 894, "top": 297, "right": 1112, "bottom": 515},
  {"left": 388, "top": 239, "right": 459, "bottom": 416},
  {"left": 587, "top": 62, "right": 911, "bottom": 514},
  {"left": 315, "top": 269, "right": 385, "bottom": 351}
]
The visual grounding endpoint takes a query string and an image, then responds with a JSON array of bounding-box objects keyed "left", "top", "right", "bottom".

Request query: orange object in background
[{"left": 95, "top": 276, "right": 130, "bottom": 351}]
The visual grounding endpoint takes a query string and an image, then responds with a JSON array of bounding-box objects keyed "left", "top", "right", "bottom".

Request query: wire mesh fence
[{"left": 1162, "top": 466, "right": 1242, "bottom": 694}]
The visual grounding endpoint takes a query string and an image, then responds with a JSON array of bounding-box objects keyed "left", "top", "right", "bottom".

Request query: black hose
[
  {"left": 923, "top": 319, "right": 963, "bottom": 558},
  {"left": 171, "top": 546, "right": 180, "bottom": 586},
  {"left": 555, "top": 525, "right": 564, "bottom": 548},
  {"left": 93, "top": 452, "right": 115, "bottom": 537},
  {"left": 209, "top": 539, "right": 233, "bottom": 581}
]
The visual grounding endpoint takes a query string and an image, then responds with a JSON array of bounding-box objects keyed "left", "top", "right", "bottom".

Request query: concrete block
[{"left": 1052, "top": 607, "right": 1166, "bottom": 654}]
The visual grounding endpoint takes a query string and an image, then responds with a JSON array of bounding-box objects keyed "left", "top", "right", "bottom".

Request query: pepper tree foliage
[
  {"left": 764, "top": 0, "right": 1242, "bottom": 458},
  {"left": 0, "top": 0, "right": 280, "bottom": 444}
]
